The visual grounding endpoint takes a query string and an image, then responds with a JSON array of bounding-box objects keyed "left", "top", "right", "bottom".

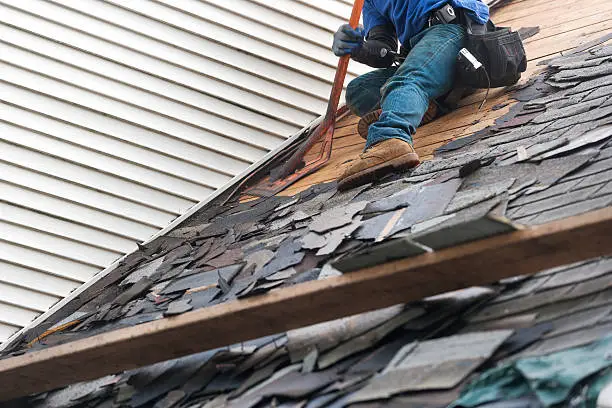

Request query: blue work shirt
[{"left": 364, "top": 0, "right": 489, "bottom": 45}]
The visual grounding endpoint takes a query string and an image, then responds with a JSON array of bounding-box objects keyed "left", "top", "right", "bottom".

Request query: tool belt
[
  {"left": 426, "top": 4, "right": 528, "bottom": 89},
  {"left": 458, "top": 17, "right": 527, "bottom": 88}
]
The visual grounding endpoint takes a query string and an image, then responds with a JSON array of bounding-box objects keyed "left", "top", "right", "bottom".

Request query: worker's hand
[{"left": 332, "top": 24, "right": 365, "bottom": 56}]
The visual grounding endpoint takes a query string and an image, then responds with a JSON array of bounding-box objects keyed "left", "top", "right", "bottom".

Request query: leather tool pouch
[{"left": 457, "top": 19, "right": 527, "bottom": 88}]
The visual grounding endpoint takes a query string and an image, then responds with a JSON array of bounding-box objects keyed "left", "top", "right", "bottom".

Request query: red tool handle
[{"left": 322, "top": 0, "right": 365, "bottom": 129}]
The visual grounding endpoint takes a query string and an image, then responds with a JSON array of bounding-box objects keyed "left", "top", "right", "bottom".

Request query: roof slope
[{"left": 2, "top": 34, "right": 612, "bottom": 407}]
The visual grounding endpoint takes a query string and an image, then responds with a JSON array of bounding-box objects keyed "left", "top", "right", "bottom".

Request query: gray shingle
[
  {"left": 593, "top": 181, "right": 612, "bottom": 197},
  {"left": 507, "top": 184, "right": 602, "bottom": 219},
  {"left": 413, "top": 201, "right": 516, "bottom": 250},
  {"left": 531, "top": 97, "right": 607, "bottom": 124},
  {"left": 332, "top": 237, "right": 427, "bottom": 273},
  {"left": 542, "top": 304, "right": 611, "bottom": 338},
  {"left": 488, "top": 276, "right": 550, "bottom": 304},
  {"left": 564, "top": 156, "right": 612, "bottom": 181},
  {"left": 537, "top": 124, "right": 612, "bottom": 159},
  {"left": 566, "top": 272, "right": 612, "bottom": 299},
  {"left": 308, "top": 201, "right": 367, "bottom": 233},
  {"left": 548, "top": 62, "right": 612, "bottom": 82},
  {"left": 529, "top": 194, "right": 612, "bottom": 225},
  {"left": 546, "top": 104, "right": 612, "bottom": 131},
  {"left": 508, "top": 179, "right": 579, "bottom": 208},
  {"left": 486, "top": 123, "right": 550, "bottom": 146},
  {"left": 533, "top": 294, "right": 601, "bottom": 324},
  {"left": 467, "top": 286, "right": 572, "bottom": 323},
  {"left": 566, "top": 74, "right": 612, "bottom": 95},
  {"left": 514, "top": 321, "right": 612, "bottom": 358},
  {"left": 535, "top": 259, "right": 612, "bottom": 291},
  {"left": 582, "top": 83, "right": 612, "bottom": 101},
  {"left": 572, "top": 168, "right": 612, "bottom": 190},
  {"left": 445, "top": 178, "right": 515, "bottom": 214},
  {"left": 387, "top": 179, "right": 462, "bottom": 236}
]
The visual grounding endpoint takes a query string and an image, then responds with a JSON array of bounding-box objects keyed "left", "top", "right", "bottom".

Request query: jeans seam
[
  {"left": 413, "top": 32, "right": 463, "bottom": 71},
  {"left": 381, "top": 32, "right": 462, "bottom": 100}
]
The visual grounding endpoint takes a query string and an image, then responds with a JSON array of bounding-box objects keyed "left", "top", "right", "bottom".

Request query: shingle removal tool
[{"left": 240, "top": 0, "right": 365, "bottom": 198}]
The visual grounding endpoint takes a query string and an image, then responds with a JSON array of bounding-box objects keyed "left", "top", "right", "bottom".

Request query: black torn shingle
[{"left": 387, "top": 179, "right": 462, "bottom": 236}]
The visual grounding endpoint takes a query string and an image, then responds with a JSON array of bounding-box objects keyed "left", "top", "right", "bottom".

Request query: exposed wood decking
[{"left": 276, "top": 0, "right": 612, "bottom": 197}]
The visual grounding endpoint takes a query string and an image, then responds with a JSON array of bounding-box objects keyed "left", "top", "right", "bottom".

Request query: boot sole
[
  {"left": 338, "top": 153, "right": 420, "bottom": 190},
  {"left": 357, "top": 110, "right": 381, "bottom": 140}
]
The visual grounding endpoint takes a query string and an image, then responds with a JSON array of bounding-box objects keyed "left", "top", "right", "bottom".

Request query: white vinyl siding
[{"left": 0, "top": 0, "right": 361, "bottom": 342}]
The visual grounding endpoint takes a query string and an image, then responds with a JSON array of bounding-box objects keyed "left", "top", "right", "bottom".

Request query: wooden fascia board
[{"left": 1, "top": 206, "right": 612, "bottom": 401}]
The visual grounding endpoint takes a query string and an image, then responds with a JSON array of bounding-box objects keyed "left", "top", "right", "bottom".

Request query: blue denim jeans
[{"left": 345, "top": 24, "right": 466, "bottom": 149}]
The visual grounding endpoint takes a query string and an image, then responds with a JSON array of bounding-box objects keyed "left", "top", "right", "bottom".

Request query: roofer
[{"left": 333, "top": 0, "right": 490, "bottom": 188}]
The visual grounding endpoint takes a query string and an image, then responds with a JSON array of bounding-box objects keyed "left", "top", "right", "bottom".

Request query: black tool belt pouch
[{"left": 457, "top": 20, "right": 527, "bottom": 88}]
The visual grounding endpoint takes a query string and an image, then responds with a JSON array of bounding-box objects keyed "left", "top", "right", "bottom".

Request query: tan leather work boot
[
  {"left": 357, "top": 102, "right": 439, "bottom": 139},
  {"left": 338, "top": 138, "right": 420, "bottom": 190}
]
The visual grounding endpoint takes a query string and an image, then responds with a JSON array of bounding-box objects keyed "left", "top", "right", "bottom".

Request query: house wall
[{"left": 0, "top": 0, "right": 366, "bottom": 342}]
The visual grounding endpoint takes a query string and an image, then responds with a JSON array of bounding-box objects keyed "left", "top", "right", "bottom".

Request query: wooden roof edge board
[{"left": 1, "top": 206, "right": 612, "bottom": 401}]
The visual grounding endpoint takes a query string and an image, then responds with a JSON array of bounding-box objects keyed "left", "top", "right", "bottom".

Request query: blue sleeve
[
  {"left": 454, "top": 0, "right": 490, "bottom": 25},
  {"left": 363, "top": 0, "right": 390, "bottom": 35}
]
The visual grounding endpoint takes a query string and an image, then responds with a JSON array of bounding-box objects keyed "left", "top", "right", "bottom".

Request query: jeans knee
[
  {"left": 345, "top": 78, "right": 362, "bottom": 115},
  {"left": 346, "top": 77, "right": 383, "bottom": 117}
]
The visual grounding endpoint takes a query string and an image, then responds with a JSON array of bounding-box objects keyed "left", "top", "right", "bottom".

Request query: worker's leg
[
  {"left": 338, "top": 24, "right": 466, "bottom": 189},
  {"left": 366, "top": 24, "right": 466, "bottom": 148},
  {"left": 345, "top": 67, "right": 397, "bottom": 117}
]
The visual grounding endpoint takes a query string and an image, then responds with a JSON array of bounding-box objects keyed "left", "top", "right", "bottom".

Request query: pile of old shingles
[{"left": 4, "top": 42, "right": 612, "bottom": 408}]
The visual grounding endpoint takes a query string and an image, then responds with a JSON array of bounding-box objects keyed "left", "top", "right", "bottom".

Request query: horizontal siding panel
[
  {"left": 0, "top": 140, "right": 192, "bottom": 218},
  {"left": 0, "top": 63, "right": 268, "bottom": 164},
  {"left": 0, "top": 182, "right": 159, "bottom": 241},
  {"left": 294, "top": 0, "right": 353, "bottom": 19},
  {"left": 119, "top": 0, "right": 370, "bottom": 77},
  {"left": 0, "top": 324, "right": 19, "bottom": 343},
  {"left": 0, "top": 221, "right": 118, "bottom": 268},
  {"left": 0, "top": 301, "right": 41, "bottom": 328},
  {"left": 53, "top": 0, "right": 354, "bottom": 84},
  {"left": 0, "top": 203, "right": 135, "bottom": 255},
  {"left": 0, "top": 86, "right": 248, "bottom": 177},
  {"left": 0, "top": 119, "right": 215, "bottom": 201},
  {"left": 248, "top": 0, "right": 346, "bottom": 32},
  {"left": 0, "top": 282, "right": 60, "bottom": 314},
  {"left": 0, "top": 21, "right": 322, "bottom": 123},
  {"left": 0, "top": 103, "right": 232, "bottom": 189},
  {"left": 0, "top": 1, "right": 336, "bottom": 100},
  {"left": 0, "top": 240, "right": 102, "bottom": 283},
  {"left": 0, "top": 261, "right": 81, "bottom": 298},
  {"left": 0, "top": 161, "right": 177, "bottom": 230},
  {"left": 0, "top": 40, "right": 298, "bottom": 140},
  {"left": 198, "top": 0, "right": 333, "bottom": 49}
]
